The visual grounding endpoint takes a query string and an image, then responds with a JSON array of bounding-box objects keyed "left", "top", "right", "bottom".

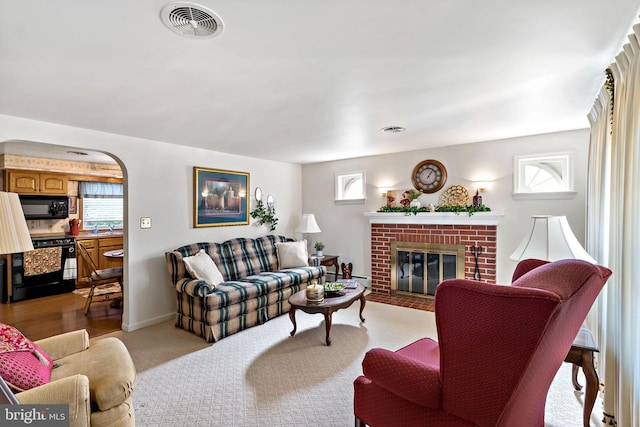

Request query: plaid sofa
[{"left": 165, "top": 235, "right": 326, "bottom": 343}]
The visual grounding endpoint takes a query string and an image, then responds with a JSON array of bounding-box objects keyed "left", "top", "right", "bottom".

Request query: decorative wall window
[
  {"left": 335, "top": 171, "right": 366, "bottom": 204},
  {"left": 513, "top": 153, "right": 576, "bottom": 199}
]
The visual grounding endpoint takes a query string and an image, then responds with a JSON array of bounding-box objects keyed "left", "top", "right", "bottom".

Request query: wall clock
[{"left": 411, "top": 159, "right": 447, "bottom": 193}]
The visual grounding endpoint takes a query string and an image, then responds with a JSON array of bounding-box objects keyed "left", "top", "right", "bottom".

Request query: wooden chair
[{"left": 76, "top": 241, "right": 123, "bottom": 314}]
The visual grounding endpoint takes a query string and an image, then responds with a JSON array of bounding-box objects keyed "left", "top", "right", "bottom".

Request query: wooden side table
[
  {"left": 564, "top": 326, "right": 600, "bottom": 427},
  {"left": 319, "top": 255, "right": 339, "bottom": 281}
]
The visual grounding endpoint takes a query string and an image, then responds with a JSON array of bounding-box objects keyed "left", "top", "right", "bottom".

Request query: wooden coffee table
[{"left": 288, "top": 283, "right": 366, "bottom": 346}]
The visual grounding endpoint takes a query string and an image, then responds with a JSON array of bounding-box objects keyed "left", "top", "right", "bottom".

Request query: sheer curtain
[{"left": 586, "top": 24, "right": 640, "bottom": 427}]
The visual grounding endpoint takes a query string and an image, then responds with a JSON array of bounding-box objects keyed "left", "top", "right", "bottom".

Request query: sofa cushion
[
  {"left": 183, "top": 249, "right": 224, "bottom": 286},
  {"left": 0, "top": 323, "right": 53, "bottom": 392},
  {"left": 275, "top": 240, "right": 309, "bottom": 269}
]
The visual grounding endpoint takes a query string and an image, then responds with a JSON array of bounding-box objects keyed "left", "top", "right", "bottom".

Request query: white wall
[
  {"left": 301, "top": 129, "right": 591, "bottom": 284},
  {"left": 0, "top": 114, "right": 302, "bottom": 332}
]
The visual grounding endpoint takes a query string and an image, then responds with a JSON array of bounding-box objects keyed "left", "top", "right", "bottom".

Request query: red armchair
[{"left": 354, "top": 259, "right": 612, "bottom": 427}]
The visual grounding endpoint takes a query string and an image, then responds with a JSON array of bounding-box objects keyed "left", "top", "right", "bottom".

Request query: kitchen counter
[{"left": 30, "top": 231, "right": 124, "bottom": 240}]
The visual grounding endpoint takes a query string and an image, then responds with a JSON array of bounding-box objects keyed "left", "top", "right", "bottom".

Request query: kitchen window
[{"left": 79, "top": 182, "right": 124, "bottom": 230}]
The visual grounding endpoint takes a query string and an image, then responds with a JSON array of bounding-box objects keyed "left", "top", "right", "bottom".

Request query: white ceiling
[{"left": 1, "top": 1, "right": 639, "bottom": 165}]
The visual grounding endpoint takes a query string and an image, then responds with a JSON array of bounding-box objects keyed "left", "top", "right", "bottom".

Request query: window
[
  {"left": 513, "top": 153, "right": 576, "bottom": 199},
  {"left": 335, "top": 171, "right": 366, "bottom": 204},
  {"left": 79, "top": 182, "right": 124, "bottom": 230}
]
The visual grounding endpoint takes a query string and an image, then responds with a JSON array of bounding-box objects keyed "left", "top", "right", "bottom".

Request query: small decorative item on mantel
[
  {"left": 402, "top": 189, "right": 423, "bottom": 208},
  {"left": 473, "top": 190, "right": 483, "bottom": 207}
]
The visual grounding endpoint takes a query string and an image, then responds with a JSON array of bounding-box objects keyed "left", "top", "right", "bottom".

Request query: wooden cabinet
[
  {"left": 5, "top": 170, "right": 68, "bottom": 195},
  {"left": 99, "top": 237, "right": 124, "bottom": 270},
  {"left": 76, "top": 236, "right": 123, "bottom": 285}
]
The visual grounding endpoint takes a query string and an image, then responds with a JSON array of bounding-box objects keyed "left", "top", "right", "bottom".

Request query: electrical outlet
[{"left": 140, "top": 217, "right": 152, "bottom": 229}]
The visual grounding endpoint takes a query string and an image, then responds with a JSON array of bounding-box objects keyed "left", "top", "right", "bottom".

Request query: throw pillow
[
  {"left": 183, "top": 249, "right": 225, "bottom": 286},
  {"left": 276, "top": 240, "right": 309, "bottom": 269},
  {"left": 0, "top": 323, "right": 53, "bottom": 392}
]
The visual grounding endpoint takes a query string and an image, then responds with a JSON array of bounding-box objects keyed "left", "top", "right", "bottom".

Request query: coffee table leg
[
  {"left": 289, "top": 308, "right": 297, "bottom": 337},
  {"left": 324, "top": 310, "right": 332, "bottom": 346},
  {"left": 359, "top": 295, "right": 366, "bottom": 322}
]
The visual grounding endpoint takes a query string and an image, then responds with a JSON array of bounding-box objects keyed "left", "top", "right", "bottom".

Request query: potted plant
[
  {"left": 314, "top": 241, "right": 325, "bottom": 256},
  {"left": 401, "top": 189, "right": 423, "bottom": 208}
]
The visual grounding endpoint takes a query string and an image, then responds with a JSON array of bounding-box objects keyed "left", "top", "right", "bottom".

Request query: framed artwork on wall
[{"left": 193, "top": 167, "right": 250, "bottom": 228}]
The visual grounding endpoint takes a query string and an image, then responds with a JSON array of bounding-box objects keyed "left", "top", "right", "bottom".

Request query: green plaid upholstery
[{"left": 166, "top": 235, "right": 326, "bottom": 343}]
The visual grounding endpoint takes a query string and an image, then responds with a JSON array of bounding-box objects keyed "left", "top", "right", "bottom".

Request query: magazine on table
[{"left": 336, "top": 279, "right": 358, "bottom": 289}]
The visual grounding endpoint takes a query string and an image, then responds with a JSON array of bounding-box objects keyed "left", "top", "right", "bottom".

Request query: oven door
[{"left": 10, "top": 242, "right": 75, "bottom": 302}]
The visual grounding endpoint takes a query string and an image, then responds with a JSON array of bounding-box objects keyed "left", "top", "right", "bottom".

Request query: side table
[
  {"left": 319, "top": 255, "right": 339, "bottom": 281},
  {"left": 564, "top": 326, "right": 600, "bottom": 427}
]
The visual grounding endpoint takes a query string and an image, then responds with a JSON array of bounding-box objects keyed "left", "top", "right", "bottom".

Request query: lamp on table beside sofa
[{"left": 295, "top": 213, "right": 321, "bottom": 256}]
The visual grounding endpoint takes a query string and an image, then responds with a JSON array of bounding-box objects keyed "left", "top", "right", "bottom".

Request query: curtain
[
  {"left": 586, "top": 24, "right": 640, "bottom": 427},
  {"left": 78, "top": 182, "right": 123, "bottom": 198}
]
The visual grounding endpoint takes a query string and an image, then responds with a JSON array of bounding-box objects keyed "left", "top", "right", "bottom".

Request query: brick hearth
[{"left": 365, "top": 212, "right": 502, "bottom": 295}]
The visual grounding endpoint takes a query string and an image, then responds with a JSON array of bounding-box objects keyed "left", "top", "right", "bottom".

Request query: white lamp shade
[
  {"left": 295, "top": 213, "right": 321, "bottom": 234},
  {"left": 510, "top": 215, "right": 596, "bottom": 263},
  {"left": 0, "top": 192, "right": 34, "bottom": 254}
]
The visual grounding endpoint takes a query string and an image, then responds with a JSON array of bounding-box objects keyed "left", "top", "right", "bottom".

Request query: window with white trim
[
  {"left": 513, "top": 153, "right": 575, "bottom": 199},
  {"left": 79, "top": 182, "right": 124, "bottom": 230},
  {"left": 335, "top": 171, "right": 366, "bottom": 204}
]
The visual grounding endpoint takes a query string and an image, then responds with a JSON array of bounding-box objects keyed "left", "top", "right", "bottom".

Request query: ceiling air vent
[{"left": 160, "top": 2, "right": 224, "bottom": 39}]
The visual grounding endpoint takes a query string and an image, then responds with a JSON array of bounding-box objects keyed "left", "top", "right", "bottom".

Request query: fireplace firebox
[{"left": 391, "top": 241, "right": 465, "bottom": 297}]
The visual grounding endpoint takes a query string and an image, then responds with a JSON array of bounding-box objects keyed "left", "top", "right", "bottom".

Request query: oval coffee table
[{"left": 288, "top": 283, "right": 366, "bottom": 346}]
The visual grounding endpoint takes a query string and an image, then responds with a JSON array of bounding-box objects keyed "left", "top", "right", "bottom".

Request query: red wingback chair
[{"left": 353, "top": 259, "right": 612, "bottom": 427}]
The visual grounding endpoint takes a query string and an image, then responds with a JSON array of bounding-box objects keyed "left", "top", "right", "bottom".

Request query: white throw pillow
[
  {"left": 183, "top": 249, "right": 224, "bottom": 286},
  {"left": 276, "top": 240, "right": 309, "bottom": 269}
]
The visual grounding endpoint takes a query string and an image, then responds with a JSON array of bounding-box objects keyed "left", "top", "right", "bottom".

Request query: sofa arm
[
  {"left": 361, "top": 348, "right": 442, "bottom": 409},
  {"left": 16, "top": 374, "right": 91, "bottom": 427},
  {"left": 175, "top": 278, "right": 215, "bottom": 297},
  {"left": 35, "top": 329, "right": 90, "bottom": 361}
]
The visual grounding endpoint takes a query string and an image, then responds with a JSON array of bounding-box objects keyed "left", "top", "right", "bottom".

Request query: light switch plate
[{"left": 140, "top": 217, "right": 152, "bottom": 229}]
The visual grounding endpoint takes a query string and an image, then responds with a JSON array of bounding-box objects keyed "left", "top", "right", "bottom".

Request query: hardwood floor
[{"left": 0, "top": 292, "right": 122, "bottom": 341}]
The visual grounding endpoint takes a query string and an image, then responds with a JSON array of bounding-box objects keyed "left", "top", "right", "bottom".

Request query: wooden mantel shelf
[{"left": 364, "top": 211, "right": 504, "bottom": 226}]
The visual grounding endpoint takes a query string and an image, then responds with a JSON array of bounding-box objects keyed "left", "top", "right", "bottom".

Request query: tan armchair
[{"left": 15, "top": 329, "right": 136, "bottom": 427}]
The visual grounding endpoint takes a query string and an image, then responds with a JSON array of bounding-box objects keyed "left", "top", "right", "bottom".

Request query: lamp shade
[
  {"left": 510, "top": 215, "right": 595, "bottom": 263},
  {"left": 0, "top": 192, "right": 34, "bottom": 255},
  {"left": 295, "top": 213, "right": 321, "bottom": 234}
]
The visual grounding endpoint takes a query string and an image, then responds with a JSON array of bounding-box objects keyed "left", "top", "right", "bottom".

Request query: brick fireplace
[{"left": 365, "top": 212, "right": 503, "bottom": 295}]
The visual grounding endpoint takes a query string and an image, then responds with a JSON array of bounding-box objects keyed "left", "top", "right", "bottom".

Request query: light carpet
[{"left": 100, "top": 301, "right": 604, "bottom": 426}]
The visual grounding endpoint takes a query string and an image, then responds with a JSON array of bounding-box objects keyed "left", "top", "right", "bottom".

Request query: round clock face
[{"left": 412, "top": 160, "right": 447, "bottom": 193}]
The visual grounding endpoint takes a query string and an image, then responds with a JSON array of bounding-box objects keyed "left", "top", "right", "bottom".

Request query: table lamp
[
  {"left": 0, "top": 192, "right": 35, "bottom": 303},
  {"left": 510, "top": 215, "right": 596, "bottom": 263},
  {"left": 295, "top": 213, "right": 321, "bottom": 255}
]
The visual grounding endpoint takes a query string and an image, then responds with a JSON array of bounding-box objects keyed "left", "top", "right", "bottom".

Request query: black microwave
[{"left": 19, "top": 195, "right": 69, "bottom": 220}]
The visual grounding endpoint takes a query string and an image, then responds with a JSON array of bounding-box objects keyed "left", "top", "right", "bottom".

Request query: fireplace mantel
[{"left": 364, "top": 211, "right": 504, "bottom": 226}]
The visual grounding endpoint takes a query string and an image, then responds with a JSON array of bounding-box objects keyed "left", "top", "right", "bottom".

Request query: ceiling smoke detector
[
  {"left": 381, "top": 126, "right": 406, "bottom": 133},
  {"left": 161, "top": 2, "right": 224, "bottom": 39}
]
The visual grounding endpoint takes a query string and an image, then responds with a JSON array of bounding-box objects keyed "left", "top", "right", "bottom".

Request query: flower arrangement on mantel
[
  {"left": 250, "top": 199, "right": 278, "bottom": 231},
  {"left": 377, "top": 204, "right": 491, "bottom": 216}
]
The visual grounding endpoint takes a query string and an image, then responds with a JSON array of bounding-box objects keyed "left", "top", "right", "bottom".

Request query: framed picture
[
  {"left": 193, "top": 167, "right": 250, "bottom": 228},
  {"left": 69, "top": 196, "right": 78, "bottom": 214}
]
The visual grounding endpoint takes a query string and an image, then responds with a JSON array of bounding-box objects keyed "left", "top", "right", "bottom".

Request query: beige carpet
[{"left": 100, "top": 302, "right": 604, "bottom": 426}]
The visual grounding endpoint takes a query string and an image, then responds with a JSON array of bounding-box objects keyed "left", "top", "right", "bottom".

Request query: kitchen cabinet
[
  {"left": 99, "top": 237, "right": 124, "bottom": 270},
  {"left": 76, "top": 236, "right": 123, "bottom": 285},
  {"left": 5, "top": 170, "right": 68, "bottom": 195}
]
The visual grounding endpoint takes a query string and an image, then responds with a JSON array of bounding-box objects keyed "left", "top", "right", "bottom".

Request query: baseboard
[{"left": 123, "top": 311, "right": 175, "bottom": 332}]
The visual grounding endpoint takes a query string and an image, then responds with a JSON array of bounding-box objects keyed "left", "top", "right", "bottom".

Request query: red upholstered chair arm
[{"left": 361, "top": 348, "right": 442, "bottom": 409}]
